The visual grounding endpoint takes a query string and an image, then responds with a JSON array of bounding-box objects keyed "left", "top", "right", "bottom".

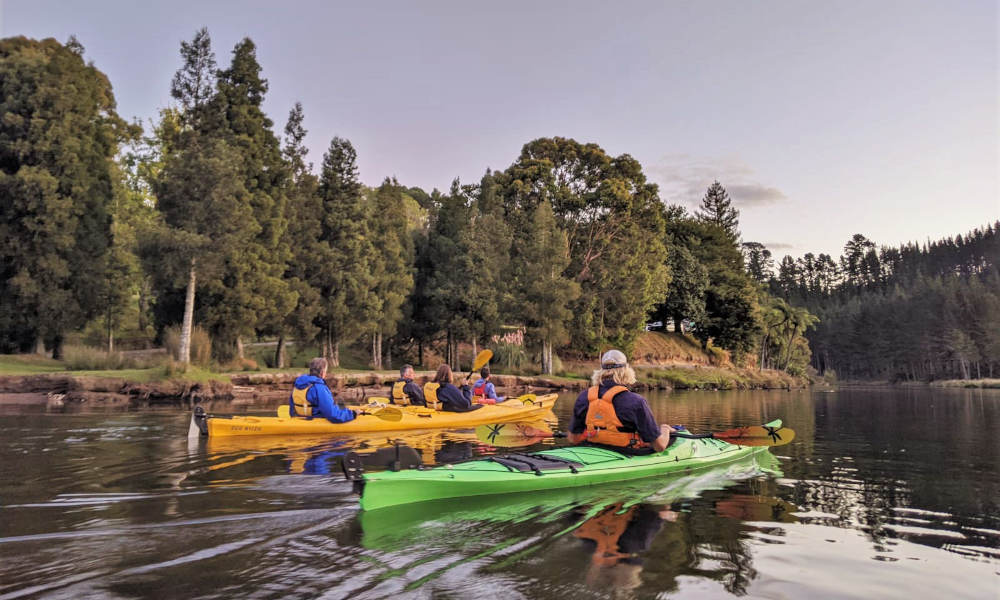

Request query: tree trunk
[
  {"left": 322, "top": 327, "right": 331, "bottom": 360},
  {"left": 236, "top": 336, "right": 244, "bottom": 360},
  {"left": 275, "top": 335, "right": 286, "bottom": 369},
  {"left": 52, "top": 335, "right": 64, "bottom": 361},
  {"left": 472, "top": 338, "right": 478, "bottom": 364},
  {"left": 106, "top": 302, "right": 114, "bottom": 354},
  {"left": 34, "top": 335, "right": 45, "bottom": 356},
  {"left": 418, "top": 341, "right": 423, "bottom": 368},
  {"left": 331, "top": 341, "right": 340, "bottom": 368},
  {"left": 541, "top": 339, "right": 553, "bottom": 375},
  {"left": 179, "top": 258, "right": 197, "bottom": 364},
  {"left": 137, "top": 280, "right": 149, "bottom": 333}
]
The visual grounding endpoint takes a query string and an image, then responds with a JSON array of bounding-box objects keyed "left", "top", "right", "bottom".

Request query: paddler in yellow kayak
[
  {"left": 423, "top": 364, "right": 483, "bottom": 412},
  {"left": 288, "top": 358, "right": 357, "bottom": 423},
  {"left": 471, "top": 366, "right": 503, "bottom": 404},
  {"left": 567, "top": 350, "right": 674, "bottom": 453},
  {"left": 391, "top": 364, "right": 426, "bottom": 406}
]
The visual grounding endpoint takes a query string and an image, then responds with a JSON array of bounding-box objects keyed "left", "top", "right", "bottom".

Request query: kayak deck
[
  {"left": 202, "top": 393, "right": 558, "bottom": 437},
  {"left": 360, "top": 421, "right": 780, "bottom": 511}
]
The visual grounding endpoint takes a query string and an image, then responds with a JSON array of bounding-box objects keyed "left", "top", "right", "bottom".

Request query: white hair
[{"left": 591, "top": 366, "right": 637, "bottom": 386}]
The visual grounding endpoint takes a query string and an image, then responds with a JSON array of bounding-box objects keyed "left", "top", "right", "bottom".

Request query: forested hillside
[{"left": 757, "top": 224, "right": 1000, "bottom": 380}]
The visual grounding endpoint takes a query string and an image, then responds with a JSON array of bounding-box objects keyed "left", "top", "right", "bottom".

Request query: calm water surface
[{"left": 1, "top": 387, "right": 998, "bottom": 599}]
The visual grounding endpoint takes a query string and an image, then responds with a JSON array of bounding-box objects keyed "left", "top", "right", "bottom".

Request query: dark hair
[
  {"left": 400, "top": 364, "right": 414, "bottom": 377},
  {"left": 433, "top": 364, "right": 454, "bottom": 384},
  {"left": 479, "top": 366, "right": 491, "bottom": 379},
  {"left": 308, "top": 357, "right": 328, "bottom": 376}
]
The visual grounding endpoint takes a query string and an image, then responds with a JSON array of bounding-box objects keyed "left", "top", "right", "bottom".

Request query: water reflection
[{"left": 0, "top": 387, "right": 997, "bottom": 599}]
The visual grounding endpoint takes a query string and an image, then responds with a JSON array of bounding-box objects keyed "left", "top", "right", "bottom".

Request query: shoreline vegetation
[{"left": 0, "top": 332, "right": 812, "bottom": 409}]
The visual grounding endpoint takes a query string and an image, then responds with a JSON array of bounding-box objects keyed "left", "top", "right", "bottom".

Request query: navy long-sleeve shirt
[{"left": 437, "top": 383, "right": 481, "bottom": 412}]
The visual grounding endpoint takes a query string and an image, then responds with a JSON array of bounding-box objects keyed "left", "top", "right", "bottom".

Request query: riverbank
[
  {"left": 0, "top": 361, "right": 809, "bottom": 410},
  {"left": 837, "top": 378, "right": 1000, "bottom": 389}
]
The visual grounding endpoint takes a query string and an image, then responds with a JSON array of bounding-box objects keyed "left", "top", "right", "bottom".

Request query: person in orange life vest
[
  {"left": 391, "top": 364, "right": 426, "bottom": 406},
  {"left": 430, "top": 364, "right": 482, "bottom": 412},
  {"left": 567, "top": 350, "right": 674, "bottom": 453},
  {"left": 288, "top": 357, "right": 357, "bottom": 423},
  {"left": 471, "top": 366, "right": 503, "bottom": 404}
]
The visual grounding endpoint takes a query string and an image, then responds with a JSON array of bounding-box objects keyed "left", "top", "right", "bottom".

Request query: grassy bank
[{"left": 928, "top": 378, "right": 1000, "bottom": 389}]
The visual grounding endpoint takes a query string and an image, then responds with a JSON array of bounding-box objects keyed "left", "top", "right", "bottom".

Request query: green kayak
[{"left": 359, "top": 419, "right": 783, "bottom": 511}]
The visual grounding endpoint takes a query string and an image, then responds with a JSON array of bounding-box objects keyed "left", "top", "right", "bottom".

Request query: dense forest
[
  {"left": 753, "top": 224, "right": 1000, "bottom": 380},
  {"left": 3, "top": 31, "right": 992, "bottom": 382}
]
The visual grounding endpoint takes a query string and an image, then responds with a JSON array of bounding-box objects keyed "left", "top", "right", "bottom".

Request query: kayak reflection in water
[
  {"left": 289, "top": 357, "right": 357, "bottom": 423},
  {"left": 567, "top": 349, "right": 675, "bottom": 454},
  {"left": 423, "top": 364, "right": 483, "bottom": 412},
  {"left": 574, "top": 502, "right": 678, "bottom": 590}
]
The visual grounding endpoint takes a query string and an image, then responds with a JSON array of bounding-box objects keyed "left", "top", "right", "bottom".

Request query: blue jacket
[
  {"left": 472, "top": 378, "right": 500, "bottom": 400},
  {"left": 289, "top": 375, "right": 356, "bottom": 423}
]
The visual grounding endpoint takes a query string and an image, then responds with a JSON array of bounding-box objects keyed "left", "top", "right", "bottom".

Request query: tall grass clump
[
  {"left": 62, "top": 345, "right": 132, "bottom": 370},
  {"left": 163, "top": 325, "right": 213, "bottom": 366},
  {"left": 491, "top": 329, "right": 528, "bottom": 371}
]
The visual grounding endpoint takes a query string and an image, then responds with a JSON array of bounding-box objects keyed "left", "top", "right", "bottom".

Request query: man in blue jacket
[{"left": 289, "top": 357, "right": 356, "bottom": 423}]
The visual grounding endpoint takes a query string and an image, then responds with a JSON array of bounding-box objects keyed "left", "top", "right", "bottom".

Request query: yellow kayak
[{"left": 197, "top": 394, "right": 559, "bottom": 437}]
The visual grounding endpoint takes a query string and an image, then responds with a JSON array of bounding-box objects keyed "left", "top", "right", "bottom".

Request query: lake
[{"left": 1, "top": 387, "right": 998, "bottom": 599}]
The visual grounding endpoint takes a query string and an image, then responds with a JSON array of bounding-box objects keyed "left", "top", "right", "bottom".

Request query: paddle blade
[
  {"left": 475, "top": 421, "right": 552, "bottom": 447},
  {"left": 516, "top": 393, "right": 538, "bottom": 405},
  {"left": 369, "top": 406, "right": 403, "bottom": 422},
  {"left": 472, "top": 349, "right": 493, "bottom": 372},
  {"left": 715, "top": 426, "right": 795, "bottom": 447}
]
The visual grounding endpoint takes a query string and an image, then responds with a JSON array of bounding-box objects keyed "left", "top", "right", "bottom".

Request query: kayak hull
[
  {"left": 360, "top": 421, "right": 781, "bottom": 511},
  {"left": 204, "top": 394, "right": 557, "bottom": 437}
]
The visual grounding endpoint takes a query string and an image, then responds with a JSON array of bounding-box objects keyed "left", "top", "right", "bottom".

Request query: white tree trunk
[{"left": 179, "top": 258, "right": 196, "bottom": 364}]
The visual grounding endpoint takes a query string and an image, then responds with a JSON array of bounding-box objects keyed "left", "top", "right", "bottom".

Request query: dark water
[{"left": 1, "top": 387, "right": 998, "bottom": 599}]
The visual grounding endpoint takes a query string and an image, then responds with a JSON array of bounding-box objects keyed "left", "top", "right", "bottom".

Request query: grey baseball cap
[{"left": 600, "top": 349, "right": 628, "bottom": 369}]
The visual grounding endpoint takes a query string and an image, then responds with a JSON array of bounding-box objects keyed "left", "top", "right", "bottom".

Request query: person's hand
[{"left": 661, "top": 424, "right": 676, "bottom": 436}]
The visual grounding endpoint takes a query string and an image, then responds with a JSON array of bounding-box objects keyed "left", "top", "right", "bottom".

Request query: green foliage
[
  {"left": 773, "top": 223, "right": 1000, "bottom": 380},
  {"left": 314, "top": 136, "right": 378, "bottom": 363},
  {"left": 696, "top": 181, "right": 739, "bottom": 241},
  {"left": 0, "top": 37, "right": 127, "bottom": 356},
  {"left": 497, "top": 137, "right": 670, "bottom": 353},
  {"left": 513, "top": 200, "right": 580, "bottom": 373}
]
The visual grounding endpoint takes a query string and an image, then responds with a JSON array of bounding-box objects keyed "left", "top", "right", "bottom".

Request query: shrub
[
  {"left": 62, "top": 345, "right": 131, "bottom": 370},
  {"left": 163, "top": 325, "right": 212, "bottom": 366}
]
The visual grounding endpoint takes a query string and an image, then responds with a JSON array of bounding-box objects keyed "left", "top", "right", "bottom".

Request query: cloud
[
  {"left": 759, "top": 241, "right": 795, "bottom": 250},
  {"left": 650, "top": 154, "right": 787, "bottom": 209}
]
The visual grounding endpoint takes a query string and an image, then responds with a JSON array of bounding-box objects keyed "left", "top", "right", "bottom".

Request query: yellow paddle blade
[
  {"left": 276, "top": 405, "right": 291, "bottom": 419},
  {"left": 472, "top": 349, "right": 493, "bottom": 372},
  {"left": 517, "top": 393, "right": 538, "bottom": 405},
  {"left": 368, "top": 406, "right": 403, "bottom": 422}
]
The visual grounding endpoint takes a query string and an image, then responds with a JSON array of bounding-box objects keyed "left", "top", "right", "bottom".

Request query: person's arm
[
  {"left": 405, "top": 381, "right": 426, "bottom": 406},
  {"left": 314, "top": 384, "right": 356, "bottom": 423},
  {"left": 630, "top": 396, "right": 671, "bottom": 451},
  {"left": 460, "top": 382, "right": 472, "bottom": 402},
  {"left": 567, "top": 393, "right": 589, "bottom": 444}
]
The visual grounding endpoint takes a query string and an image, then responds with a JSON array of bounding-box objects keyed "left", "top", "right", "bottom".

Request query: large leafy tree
[
  {"left": 315, "top": 136, "right": 376, "bottom": 366},
  {"left": 513, "top": 200, "right": 580, "bottom": 374},
  {"left": 0, "top": 37, "right": 127, "bottom": 356},
  {"left": 199, "top": 37, "right": 296, "bottom": 359},
  {"left": 497, "top": 137, "right": 670, "bottom": 353},
  {"left": 275, "top": 102, "right": 322, "bottom": 367},
  {"left": 146, "top": 28, "right": 254, "bottom": 364},
  {"left": 367, "top": 178, "right": 415, "bottom": 369}
]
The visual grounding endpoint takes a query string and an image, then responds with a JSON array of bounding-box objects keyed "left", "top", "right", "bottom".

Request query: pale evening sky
[{"left": 2, "top": 0, "right": 997, "bottom": 258}]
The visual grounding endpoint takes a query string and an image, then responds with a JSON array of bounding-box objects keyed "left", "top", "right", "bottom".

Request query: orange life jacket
[{"left": 583, "top": 385, "right": 649, "bottom": 449}]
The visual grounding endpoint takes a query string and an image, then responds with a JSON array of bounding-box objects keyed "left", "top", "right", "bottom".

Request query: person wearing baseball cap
[{"left": 567, "top": 350, "right": 674, "bottom": 453}]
